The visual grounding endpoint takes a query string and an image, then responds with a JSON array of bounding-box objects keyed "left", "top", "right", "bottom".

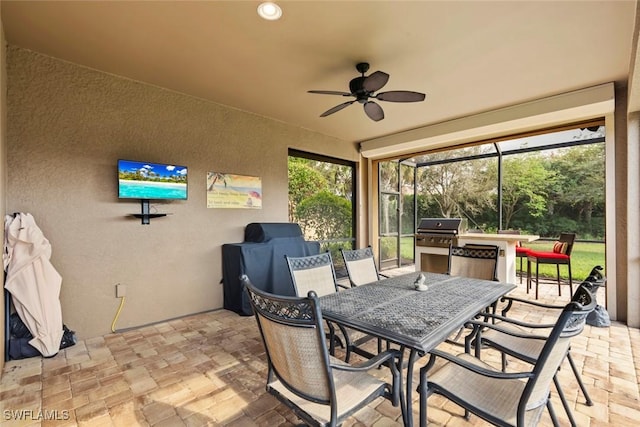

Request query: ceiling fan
[{"left": 308, "top": 62, "right": 426, "bottom": 122}]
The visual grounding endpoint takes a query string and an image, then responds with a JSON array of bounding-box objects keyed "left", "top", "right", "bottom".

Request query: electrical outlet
[{"left": 115, "top": 283, "right": 126, "bottom": 298}]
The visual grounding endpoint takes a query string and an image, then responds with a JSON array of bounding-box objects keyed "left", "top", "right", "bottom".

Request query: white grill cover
[{"left": 4, "top": 213, "right": 63, "bottom": 357}]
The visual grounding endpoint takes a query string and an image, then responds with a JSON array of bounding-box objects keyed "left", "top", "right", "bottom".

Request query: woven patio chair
[
  {"left": 286, "top": 251, "right": 346, "bottom": 297},
  {"left": 448, "top": 244, "right": 499, "bottom": 282},
  {"left": 243, "top": 276, "right": 402, "bottom": 427},
  {"left": 340, "top": 246, "right": 388, "bottom": 287},
  {"left": 340, "top": 246, "right": 389, "bottom": 354},
  {"left": 419, "top": 283, "right": 596, "bottom": 427},
  {"left": 446, "top": 244, "right": 500, "bottom": 343},
  {"left": 463, "top": 267, "right": 604, "bottom": 426},
  {"left": 285, "top": 251, "right": 374, "bottom": 362}
]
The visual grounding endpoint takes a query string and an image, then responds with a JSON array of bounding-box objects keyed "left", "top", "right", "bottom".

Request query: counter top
[{"left": 458, "top": 233, "right": 539, "bottom": 243}]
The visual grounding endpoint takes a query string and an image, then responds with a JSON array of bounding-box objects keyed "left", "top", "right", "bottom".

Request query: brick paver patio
[{"left": 1, "top": 273, "right": 639, "bottom": 426}]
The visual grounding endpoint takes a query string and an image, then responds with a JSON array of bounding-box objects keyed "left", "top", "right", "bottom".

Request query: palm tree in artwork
[{"left": 207, "top": 173, "right": 228, "bottom": 191}]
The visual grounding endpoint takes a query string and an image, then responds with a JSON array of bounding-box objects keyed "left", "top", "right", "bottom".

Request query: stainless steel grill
[{"left": 416, "top": 218, "right": 462, "bottom": 248}]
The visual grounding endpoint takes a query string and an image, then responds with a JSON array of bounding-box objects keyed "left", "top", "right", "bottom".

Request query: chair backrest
[
  {"left": 448, "top": 244, "right": 499, "bottom": 281},
  {"left": 555, "top": 232, "right": 577, "bottom": 256},
  {"left": 285, "top": 251, "right": 338, "bottom": 297},
  {"left": 583, "top": 265, "right": 606, "bottom": 293},
  {"left": 585, "top": 265, "right": 605, "bottom": 284},
  {"left": 519, "top": 285, "right": 596, "bottom": 421},
  {"left": 242, "top": 276, "right": 336, "bottom": 406},
  {"left": 341, "top": 246, "right": 380, "bottom": 286}
]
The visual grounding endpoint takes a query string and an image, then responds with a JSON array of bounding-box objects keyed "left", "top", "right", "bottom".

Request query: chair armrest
[
  {"left": 332, "top": 348, "right": 402, "bottom": 407},
  {"left": 422, "top": 349, "right": 534, "bottom": 380},
  {"left": 500, "top": 295, "right": 565, "bottom": 316},
  {"left": 331, "top": 349, "right": 399, "bottom": 372},
  {"left": 465, "top": 319, "right": 549, "bottom": 340},
  {"left": 469, "top": 312, "right": 555, "bottom": 330},
  {"left": 463, "top": 317, "right": 549, "bottom": 355}
]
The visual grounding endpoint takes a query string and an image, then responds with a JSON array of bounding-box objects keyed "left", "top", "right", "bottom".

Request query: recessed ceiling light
[{"left": 257, "top": 2, "right": 282, "bottom": 21}]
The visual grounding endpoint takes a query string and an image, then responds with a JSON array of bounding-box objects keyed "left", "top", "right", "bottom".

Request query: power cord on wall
[{"left": 111, "top": 296, "right": 126, "bottom": 333}]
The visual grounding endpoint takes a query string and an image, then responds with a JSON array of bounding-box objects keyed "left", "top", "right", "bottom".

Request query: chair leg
[
  {"left": 553, "top": 375, "right": 577, "bottom": 427},
  {"left": 567, "top": 351, "right": 593, "bottom": 406},
  {"left": 568, "top": 261, "right": 573, "bottom": 296},
  {"left": 527, "top": 259, "right": 532, "bottom": 294},
  {"left": 344, "top": 339, "right": 352, "bottom": 363},
  {"left": 333, "top": 323, "right": 351, "bottom": 362},
  {"left": 474, "top": 331, "right": 483, "bottom": 358},
  {"left": 547, "top": 396, "right": 561, "bottom": 427},
  {"left": 327, "top": 323, "right": 336, "bottom": 355},
  {"left": 518, "top": 256, "right": 523, "bottom": 284},
  {"left": 536, "top": 262, "right": 540, "bottom": 299}
]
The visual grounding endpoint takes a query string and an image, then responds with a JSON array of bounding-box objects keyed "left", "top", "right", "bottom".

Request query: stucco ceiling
[{"left": 1, "top": 1, "right": 636, "bottom": 144}]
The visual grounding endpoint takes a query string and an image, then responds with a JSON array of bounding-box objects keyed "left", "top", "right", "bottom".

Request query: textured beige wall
[{"left": 5, "top": 47, "right": 356, "bottom": 339}]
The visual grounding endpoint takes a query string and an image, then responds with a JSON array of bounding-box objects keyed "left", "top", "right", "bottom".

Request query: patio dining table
[{"left": 319, "top": 271, "right": 516, "bottom": 427}]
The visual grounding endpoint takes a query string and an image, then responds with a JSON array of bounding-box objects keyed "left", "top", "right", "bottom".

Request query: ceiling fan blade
[
  {"left": 308, "top": 90, "right": 353, "bottom": 96},
  {"left": 320, "top": 100, "right": 356, "bottom": 117},
  {"left": 363, "top": 71, "right": 389, "bottom": 93},
  {"left": 364, "top": 101, "right": 384, "bottom": 121},
  {"left": 376, "top": 91, "right": 426, "bottom": 102}
]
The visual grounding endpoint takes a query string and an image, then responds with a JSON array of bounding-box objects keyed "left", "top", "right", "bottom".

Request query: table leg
[
  {"left": 419, "top": 353, "right": 437, "bottom": 427},
  {"left": 397, "top": 347, "right": 409, "bottom": 427},
  {"left": 404, "top": 349, "right": 420, "bottom": 427}
]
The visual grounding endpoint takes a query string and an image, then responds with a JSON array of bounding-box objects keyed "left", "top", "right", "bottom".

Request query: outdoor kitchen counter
[{"left": 416, "top": 233, "right": 539, "bottom": 284}]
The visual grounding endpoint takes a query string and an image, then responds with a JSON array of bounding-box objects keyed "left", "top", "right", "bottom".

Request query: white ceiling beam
[{"left": 359, "top": 83, "right": 615, "bottom": 159}]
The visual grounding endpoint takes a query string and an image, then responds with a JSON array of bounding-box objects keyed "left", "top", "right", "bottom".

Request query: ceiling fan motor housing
[
  {"left": 355, "top": 62, "right": 370, "bottom": 74},
  {"left": 350, "top": 76, "right": 370, "bottom": 102}
]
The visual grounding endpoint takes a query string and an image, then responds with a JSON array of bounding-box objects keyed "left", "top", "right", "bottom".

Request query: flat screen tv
[{"left": 118, "top": 159, "right": 188, "bottom": 200}]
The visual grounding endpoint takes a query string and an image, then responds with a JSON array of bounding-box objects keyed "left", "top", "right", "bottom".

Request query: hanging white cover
[{"left": 4, "top": 213, "right": 63, "bottom": 357}]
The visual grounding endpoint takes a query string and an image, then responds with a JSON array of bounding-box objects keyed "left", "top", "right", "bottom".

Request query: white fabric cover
[{"left": 4, "top": 213, "right": 63, "bottom": 357}]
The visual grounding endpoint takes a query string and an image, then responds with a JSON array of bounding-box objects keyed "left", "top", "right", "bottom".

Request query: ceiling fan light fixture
[{"left": 257, "top": 2, "right": 282, "bottom": 21}]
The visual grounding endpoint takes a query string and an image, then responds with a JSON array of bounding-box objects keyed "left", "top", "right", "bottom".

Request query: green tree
[
  {"left": 287, "top": 159, "right": 328, "bottom": 222},
  {"left": 296, "top": 191, "right": 352, "bottom": 241},
  {"left": 499, "top": 154, "right": 557, "bottom": 230},
  {"left": 547, "top": 144, "right": 604, "bottom": 237},
  {"left": 306, "top": 159, "right": 353, "bottom": 199},
  {"left": 416, "top": 153, "right": 496, "bottom": 225}
]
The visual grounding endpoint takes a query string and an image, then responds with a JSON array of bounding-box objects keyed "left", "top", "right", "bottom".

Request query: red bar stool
[
  {"left": 527, "top": 232, "right": 576, "bottom": 299},
  {"left": 515, "top": 244, "right": 530, "bottom": 285}
]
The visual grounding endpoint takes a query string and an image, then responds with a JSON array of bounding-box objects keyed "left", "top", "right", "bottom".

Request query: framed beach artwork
[{"left": 206, "top": 172, "right": 262, "bottom": 209}]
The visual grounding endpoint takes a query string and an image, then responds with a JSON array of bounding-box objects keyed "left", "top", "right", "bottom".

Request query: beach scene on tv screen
[{"left": 119, "top": 160, "right": 188, "bottom": 199}]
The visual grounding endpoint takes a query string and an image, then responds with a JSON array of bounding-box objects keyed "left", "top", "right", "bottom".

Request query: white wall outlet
[{"left": 115, "top": 283, "right": 127, "bottom": 298}]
